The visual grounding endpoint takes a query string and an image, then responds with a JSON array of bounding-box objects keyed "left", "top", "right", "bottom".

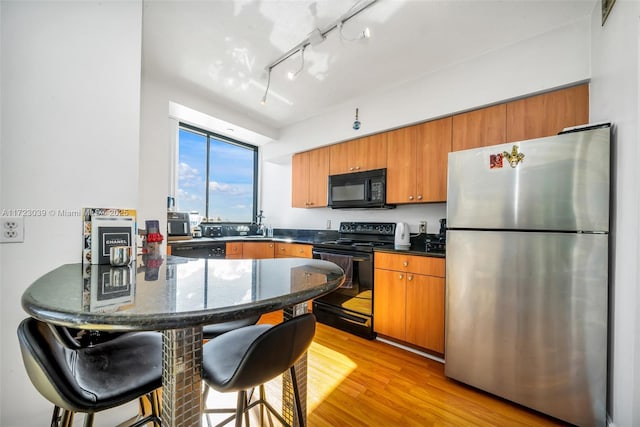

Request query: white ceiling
[{"left": 142, "top": 0, "right": 596, "bottom": 133}]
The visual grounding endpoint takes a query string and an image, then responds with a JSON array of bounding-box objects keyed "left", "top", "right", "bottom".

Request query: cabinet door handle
[
  {"left": 403, "top": 261, "right": 408, "bottom": 267},
  {"left": 408, "top": 275, "right": 413, "bottom": 281},
  {"left": 417, "top": 195, "right": 423, "bottom": 200},
  {"left": 408, "top": 195, "right": 414, "bottom": 200},
  {"left": 398, "top": 274, "right": 404, "bottom": 280},
  {"left": 355, "top": 166, "right": 360, "bottom": 170},
  {"left": 349, "top": 167, "right": 355, "bottom": 171}
]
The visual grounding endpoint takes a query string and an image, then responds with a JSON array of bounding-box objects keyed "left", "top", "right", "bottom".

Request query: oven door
[{"left": 312, "top": 247, "right": 372, "bottom": 313}]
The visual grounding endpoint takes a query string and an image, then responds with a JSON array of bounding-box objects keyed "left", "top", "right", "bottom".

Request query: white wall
[
  {"left": 261, "top": 17, "right": 591, "bottom": 234},
  {"left": 0, "top": 2, "right": 143, "bottom": 426},
  {"left": 589, "top": 1, "right": 640, "bottom": 426},
  {"left": 138, "top": 75, "right": 279, "bottom": 233}
]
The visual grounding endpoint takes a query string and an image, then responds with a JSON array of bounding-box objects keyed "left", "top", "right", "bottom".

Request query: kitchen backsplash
[{"left": 262, "top": 202, "right": 447, "bottom": 235}]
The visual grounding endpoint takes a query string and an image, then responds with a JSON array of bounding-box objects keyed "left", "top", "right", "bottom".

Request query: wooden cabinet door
[
  {"left": 330, "top": 134, "right": 387, "bottom": 175},
  {"left": 373, "top": 268, "right": 406, "bottom": 340},
  {"left": 452, "top": 104, "right": 506, "bottom": 151},
  {"left": 275, "top": 243, "right": 312, "bottom": 258},
  {"left": 405, "top": 274, "right": 445, "bottom": 354},
  {"left": 506, "top": 84, "right": 589, "bottom": 142},
  {"left": 375, "top": 252, "right": 445, "bottom": 277},
  {"left": 292, "top": 148, "right": 329, "bottom": 208},
  {"left": 329, "top": 142, "right": 350, "bottom": 175},
  {"left": 291, "top": 152, "right": 309, "bottom": 208},
  {"left": 225, "top": 242, "right": 243, "bottom": 258},
  {"left": 350, "top": 133, "right": 387, "bottom": 172},
  {"left": 415, "top": 117, "right": 451, "bottom": 202},
  {"left": 386, "top": 126, "right": 417, "bottom": 204},
  {"left": 242, "top": 242, "right": 274, "bottom": 259},
  {"left": 307, "top": 147, "right": 330, "bottom": 207}
]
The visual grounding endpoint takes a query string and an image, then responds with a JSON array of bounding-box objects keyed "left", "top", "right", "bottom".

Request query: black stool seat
[
  {"left": 17, "top": 318, "right": 162, "bottom": 426},
  {"left": 202, "top": 313, "right": 316, "bottom": 427}
]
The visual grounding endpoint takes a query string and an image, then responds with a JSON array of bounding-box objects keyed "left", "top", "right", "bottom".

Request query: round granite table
[{"left": 22, "top": 255, "right": 345, "bottom": 427}]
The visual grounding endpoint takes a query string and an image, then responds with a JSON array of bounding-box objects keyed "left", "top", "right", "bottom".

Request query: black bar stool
[
  {"left": 202, "top": 313, "right": 316, "bottom": 427},
  {"left": 17, "top": 318, "right": 162, "bottom": 427}
]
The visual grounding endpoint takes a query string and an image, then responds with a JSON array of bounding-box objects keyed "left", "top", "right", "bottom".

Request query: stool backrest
[
  {"left": 232, "top": 313, "right": 316, "bottom": 391},
  {"left": 17, "top": 318, "right": 97, "bottom": 411}
]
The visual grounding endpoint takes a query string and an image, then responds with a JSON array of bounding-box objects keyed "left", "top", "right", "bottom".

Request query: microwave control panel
[{"left": 371, "top": 181, "right": 384, "bottom": 201}]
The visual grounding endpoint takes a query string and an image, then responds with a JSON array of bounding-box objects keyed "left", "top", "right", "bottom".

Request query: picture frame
[
  {"left": 602, "top": 0, "right": 616, "bottom": 26},
  {"left": 82, "top": 208, "right": 137, "bottom": 265}
]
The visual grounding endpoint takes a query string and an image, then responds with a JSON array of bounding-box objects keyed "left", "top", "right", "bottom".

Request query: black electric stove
[{"left": 311, "top": 222, "right": 396, "bottom": 340}]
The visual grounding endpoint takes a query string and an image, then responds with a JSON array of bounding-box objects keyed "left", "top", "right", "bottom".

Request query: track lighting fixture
[{"left": 259, "top": 0, "right": 378, "bottom": 104}]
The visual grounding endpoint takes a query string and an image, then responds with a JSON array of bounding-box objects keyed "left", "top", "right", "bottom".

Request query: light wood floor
[{"left": 256, "top": 311, "right": 569, "bottom": 427}]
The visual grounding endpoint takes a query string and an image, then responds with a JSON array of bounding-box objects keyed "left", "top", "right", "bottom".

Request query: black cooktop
[{"left": 314, "top": 222, "right": 397, "bottom": 252}]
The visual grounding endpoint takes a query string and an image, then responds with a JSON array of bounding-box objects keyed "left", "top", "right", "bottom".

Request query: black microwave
[{"left": 328, "top": 168, "right": 394, "bottom": 209}]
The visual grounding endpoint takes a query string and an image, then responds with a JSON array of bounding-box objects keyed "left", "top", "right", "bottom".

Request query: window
[{"left": 176, "top": 123, "right": 258, "bottom": 223}]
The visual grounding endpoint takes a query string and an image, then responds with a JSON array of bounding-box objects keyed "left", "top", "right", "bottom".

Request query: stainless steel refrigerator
[{"left": 445, "top": 125, "right": 610, "bottom": 427}]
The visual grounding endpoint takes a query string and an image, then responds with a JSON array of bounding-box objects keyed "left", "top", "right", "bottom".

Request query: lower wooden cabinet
[
  {"left": 274, "top": 242, "right": 312, "bottom": 258},
  {"left": 242, "top": 242, "right": 275, "bottom": 259},
  {"left": 226, "top": 241, "right": 276, "bottom": 259},
  {"left": 226, "top": 242, "right": 243, "bottom": 259},
  {"left": 374, "top": 252, "right": 445, "bottom": 354}
]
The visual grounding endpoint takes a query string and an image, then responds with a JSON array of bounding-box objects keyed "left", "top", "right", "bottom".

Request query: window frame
[{"left": 177, "top": 122, "right": 259, "bottom": 223}]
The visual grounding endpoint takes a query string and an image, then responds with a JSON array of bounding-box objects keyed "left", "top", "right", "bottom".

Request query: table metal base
[
  {"left": 162, "top": 326, "right": 203, "bottom": 427},
  {"left": 283, "top": 302, "right": 310, "bottom": 427}
]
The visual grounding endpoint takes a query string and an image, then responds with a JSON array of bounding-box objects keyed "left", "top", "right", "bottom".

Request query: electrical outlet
[
  {"left": 326, "top": 219, "right": 332, "bottom": 229},
  {"left": 419, "top": 221, "right": 427, "bottom": 234},
  {"left": 1, "top": 216, "right": 24, "bottom": 243}
]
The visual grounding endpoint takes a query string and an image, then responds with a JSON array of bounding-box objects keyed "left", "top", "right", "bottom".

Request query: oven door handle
[
  {"left": 319, "top": 306, "right": 368, "bottom": 324},
  {"left": 339, "top": 313, "right": 368, "bottom": 325}
]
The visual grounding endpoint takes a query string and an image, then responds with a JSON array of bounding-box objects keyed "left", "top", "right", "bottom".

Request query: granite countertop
[
  {"left": 168, "top": 228, "right": 338, "bottom": 246},
  {"left": 22, "top": 256, "right": 345, "bottom": 331},
  {"left": 169, "top": 230, "right": 445, "bottom": 258}
]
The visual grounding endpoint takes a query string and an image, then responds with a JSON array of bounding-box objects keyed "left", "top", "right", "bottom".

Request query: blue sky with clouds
[{"left": 177, "top": 129, "right": 254, "bottom": 222}]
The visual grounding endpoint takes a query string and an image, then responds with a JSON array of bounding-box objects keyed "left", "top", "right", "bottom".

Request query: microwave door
[{"left": 333, "top": 183, "right": 364, "bottom": 202}]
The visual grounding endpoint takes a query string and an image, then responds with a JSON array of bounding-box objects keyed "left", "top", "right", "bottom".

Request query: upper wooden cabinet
[
  {"left": 291, "top": 83, "right": 589, "bottom": 204},
  {"left": 329, "top": 133, "right": 387, "bottom": 175},
  {"left": 452, "top": 104, "right": 506, "bottom": 151},
  {"left": 506, "top": 84, "right": 589, "bottom": 142},
  {"left": 387, "top": 117, "right": 451, "bottom": 204},
  {"left": 291, "top": 147, "right": 330, "bottom": 208},
  {"left": 452, "top": 84, "right": 589, "bottom": 151}
]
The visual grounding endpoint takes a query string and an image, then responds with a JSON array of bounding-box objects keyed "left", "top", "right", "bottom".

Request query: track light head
[
  {"left": 286, "top": 46, "right": 306, "bottom": 81},
  {"left": 260, "top": 67, "right": 272, "bottom": 105}
]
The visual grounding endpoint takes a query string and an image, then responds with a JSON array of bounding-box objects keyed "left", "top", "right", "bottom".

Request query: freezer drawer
[{"left": 445, "top": 230, "right": 608, "bottom": 427}]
